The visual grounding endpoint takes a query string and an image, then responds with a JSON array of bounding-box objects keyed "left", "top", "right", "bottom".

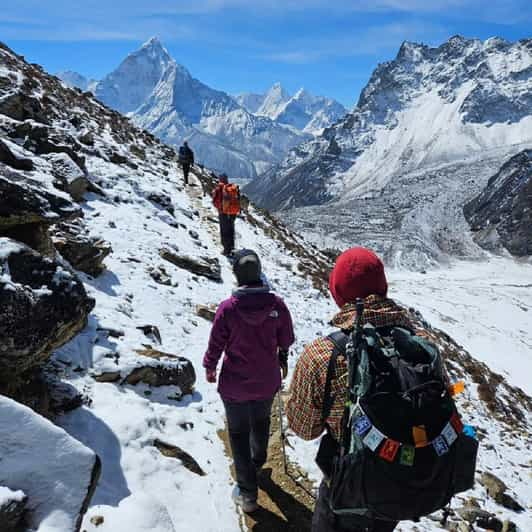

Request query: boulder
[
  {"left": 148, "top": 192, "right": 174, "bottom": 215},
  {"left": 43, "top": 152, "right": 89, "bottom": 201},
  {"left": 0, "top": 395, "right": 101, "bottom": 532},
  {"left": 147, "top": 265, "right": 175, "bottom": 286},
  {"left": 0, "top": 139, "right": 34, "bottom": 171},
  {"left": 196, "top": 304, "right": 217, "bottom": 322},
  {"left": 0, "top": 238, "right": 95, "bottom": 385},
  {"left": 160, "top": 248, "right": 222, "bottom": 282},
  {"left": 480, "top": 472, "right": 525, "bottom": 512},
  {"left": 51, "top": 220, "right": 112, "bottom": 277},
  {"left": 124, "top": 356, "right": 196, "bottom": 395},
  {"left": 0, "top": 487, "right": 27, "bottom": 532},
  {"left": 0, "top": 167, "right": 81, "bottom": 231}
]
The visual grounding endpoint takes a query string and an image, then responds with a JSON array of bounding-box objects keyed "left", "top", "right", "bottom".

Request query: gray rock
[
  {"left": 0, "top": 139, "right": 33, "bottom": 171},
  {"left": 153, "top": 439, "right": 206, "bottom": 476},
  {"left": 124, "top": 356, "right": 195, "bottom": 394},
  {"left": 51, "top": 220, "right": 112, "bottom": 277},
  {"left": 44, "top": 152, "right": 89, "bottom": 201},
  {"left": 0, "top": 239, "right": 95, "bottom": 385},
  {"left": 464, "top": 150, "right": 532, "bottom": 256},
  {"left": 160, "top": 248, "right": 221, "bottom": 282}
]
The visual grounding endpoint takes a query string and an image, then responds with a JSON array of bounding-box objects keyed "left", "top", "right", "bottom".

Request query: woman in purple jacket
[{"left": 203, "top": 249, "right": 295, "bottom": 513}]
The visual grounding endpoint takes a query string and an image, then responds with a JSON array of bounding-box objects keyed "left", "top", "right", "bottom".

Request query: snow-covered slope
[
  {"left": 246, "top": 35, "right": 532, "bottom": 267},
  {"left": 1, "top": 41, "right": 530, "bottom": 532}
]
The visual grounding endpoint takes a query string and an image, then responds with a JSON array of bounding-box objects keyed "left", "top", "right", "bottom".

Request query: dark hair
[{"left": 233, "top": 249, "right": 262, "bottom": 286}]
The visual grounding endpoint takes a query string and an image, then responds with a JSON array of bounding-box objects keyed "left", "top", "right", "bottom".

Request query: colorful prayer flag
[
  {"left": 463, "top": 425, "right": 477, "bottom": 439},
  {"left": 442, "top": 422, "right": 458, "bottom": 446},
  {"left": 353, "top": 415, "right": 372, "bottom": 436},
  {"left": 399, "top": 445, "right": 415, "bottom": 466},
  {"left": 433, "top": 435, "right": 449, "bottom": 456},
  {"left": 379, "top": 439, "right": 400, "bottom": 462},
  {"left": 450, "top": 412, "right": 463, "bottom": 434},
  {"left": 363, "top": 426, "right": 385, "bottom": 451},
  {"left": 412, "top": 425, "right": 429, "bottom": 448}
]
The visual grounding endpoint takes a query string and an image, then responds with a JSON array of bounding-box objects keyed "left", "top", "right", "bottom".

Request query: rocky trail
[{"left": 219, "top": 392, "right": 316, "bottom": 532}]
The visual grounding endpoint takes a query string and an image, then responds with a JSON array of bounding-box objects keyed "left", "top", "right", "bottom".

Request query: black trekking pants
[
  {"left": 312, "top": 481, "right": 398, "bottom": 532},
  {"left": 224, "top": 398, "right": 274, "bottom": 500},
  {"left": 219, "top": 213, "right": 236, "bottom": 254},
  {"left": 181, "top": 162, "right": 191, "bottom": 184}
]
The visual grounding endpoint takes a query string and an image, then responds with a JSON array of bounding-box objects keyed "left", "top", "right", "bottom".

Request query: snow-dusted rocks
[
  {"left": 51, "top": 220, "right": 112, "bottom": 276},
  {"left": 159, "top": 247, "right": 222, "bottom": 282},
  {"left": 0, "top": 238, "right": 95, "bottom": 381},
  {"left": 464, "top": 149, "right": 532, "bottom": 256},
  {"left": 0, "top": 395, "right": 100, "bottom": 532},
  {"left": 0, "top": 486, "right": 27, "bottom": 532}
]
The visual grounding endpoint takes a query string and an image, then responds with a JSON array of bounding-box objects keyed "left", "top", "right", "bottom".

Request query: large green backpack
[{"left": 319, "top": 300, "right": 478, "bottom": 522}]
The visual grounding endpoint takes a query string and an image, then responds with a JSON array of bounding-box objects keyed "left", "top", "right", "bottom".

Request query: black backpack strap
[{"left": 321, "top": 331, "right": 349, "bottom": 425}]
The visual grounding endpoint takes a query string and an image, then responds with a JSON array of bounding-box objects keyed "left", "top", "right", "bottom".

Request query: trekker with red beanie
[{"left": 286, "top": 247, "right": 409, "bottom": 532}]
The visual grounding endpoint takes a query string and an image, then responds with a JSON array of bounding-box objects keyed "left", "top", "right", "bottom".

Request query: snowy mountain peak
[{"left": 246, "top": 34, "right": 532, "bottom": 266}]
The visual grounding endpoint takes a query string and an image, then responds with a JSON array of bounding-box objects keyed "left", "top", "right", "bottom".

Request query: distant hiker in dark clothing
[
  {"left": 178, "top": 141, "right": 194, "bottom": 185},
  {"left": 203, "top": 250, "right": 295, "bottom": 513},
  {"left": 212, "top": 174, "right": 240, "bottom": 256}
]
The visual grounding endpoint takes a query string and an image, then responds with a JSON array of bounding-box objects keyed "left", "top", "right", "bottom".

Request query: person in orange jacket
[{"left": 212, "top": 174, "right": 240, "bottom": 257}]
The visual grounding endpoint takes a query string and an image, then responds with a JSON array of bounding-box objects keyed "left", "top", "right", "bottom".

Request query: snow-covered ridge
[
  {"left": 246, "top": 35, "right": 532, "bottom": 268},
  {"left": 237, "top": 82, "right": 347, "bottom": 134}
]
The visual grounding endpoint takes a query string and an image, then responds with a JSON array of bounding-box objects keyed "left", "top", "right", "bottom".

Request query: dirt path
[
  {"left": 218, "top": 392, "right": 317, "bottom": 532},
  {"left": 185, "top": 170, "right": 318, "bottom": 530}
]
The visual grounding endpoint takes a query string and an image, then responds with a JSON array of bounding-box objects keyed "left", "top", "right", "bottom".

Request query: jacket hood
[{"left": 232, "top": 288, "right": 278, "bottom": 326}]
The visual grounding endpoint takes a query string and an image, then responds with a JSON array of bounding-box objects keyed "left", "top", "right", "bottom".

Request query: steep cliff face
[{"left": 464, "top": 149, "right": 532, "bottom": 256}]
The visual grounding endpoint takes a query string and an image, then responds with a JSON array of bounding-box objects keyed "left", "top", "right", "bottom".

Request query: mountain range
[
  {"left": 245, "top": 35, "right": 532, "bottom": 267},
  {"left": 57, "top": 38, "right": 346, "bottom": 180}
]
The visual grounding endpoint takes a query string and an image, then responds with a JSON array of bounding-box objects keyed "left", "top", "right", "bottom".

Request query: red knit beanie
[{"left": 329, "top": 247, "right": 388, "bottom": 308}]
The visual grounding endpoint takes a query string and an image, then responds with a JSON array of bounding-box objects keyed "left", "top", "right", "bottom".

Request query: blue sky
[{"left": 2, "top": 1, "right": 531, "bottom": 107}]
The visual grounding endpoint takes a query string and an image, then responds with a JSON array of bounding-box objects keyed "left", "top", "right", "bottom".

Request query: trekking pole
[{"left": 277, "top": 390, "right": 289, "bottom": 474}]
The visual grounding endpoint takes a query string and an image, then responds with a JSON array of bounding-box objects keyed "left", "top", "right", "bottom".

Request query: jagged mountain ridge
[
  {"left": 246, "top": 35, "right": 532, "bottom": 267},
  {"left": 60, "top": 38, "right": 312, "bottom": 180},
  {"left": 1, "top": 40, "right": 531, "bottom": 532},
  {"left": 237, "top": 82, "right": 347, "bottom": 134}
]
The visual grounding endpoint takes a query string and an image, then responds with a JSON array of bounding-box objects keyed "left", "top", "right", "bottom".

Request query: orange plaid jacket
[{"left": 286, "top": 295, "right": 414, "bottom": 442}]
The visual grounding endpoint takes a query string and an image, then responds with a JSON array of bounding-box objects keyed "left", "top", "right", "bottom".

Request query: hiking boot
[{"left": 232, "top": 486, "right": 258, "bottom": 513}]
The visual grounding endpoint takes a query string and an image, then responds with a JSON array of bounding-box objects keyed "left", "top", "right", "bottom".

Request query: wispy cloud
[{"left": 262, "top": 21, "right": 449, "bottom": 64}]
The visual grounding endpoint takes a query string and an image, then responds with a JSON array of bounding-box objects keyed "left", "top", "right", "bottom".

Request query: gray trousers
[
  {"left": 224, "top": 398, "right": 273, "bottom": 500},
  {"left": 312, "top": 481, "right": 398, "bottom": 532}
]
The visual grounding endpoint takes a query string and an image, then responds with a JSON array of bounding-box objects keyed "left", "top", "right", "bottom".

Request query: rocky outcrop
[
  {"left": 0, "top": 239, "right": 95, "bottom": 387},
  {"left": 44, "top": 152, "right": 89, "bottom": 201},
  {"left": 464, "top": 150, "right": 532, "bottom": 256},
  {"left": 0, "top": 139, "right": 33, "bottom": 171},
  {"left": 51, "top": 220, "right": 112, "bottom": 276},
  {"left": 196, "top": 304, "right": 217, "bottom": 322},
  {"left": 0, "top": 487, "right": 27, "bottom": 532},
  {"left": 160, "top": 247, "right": 222, "bottom": 282}
]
